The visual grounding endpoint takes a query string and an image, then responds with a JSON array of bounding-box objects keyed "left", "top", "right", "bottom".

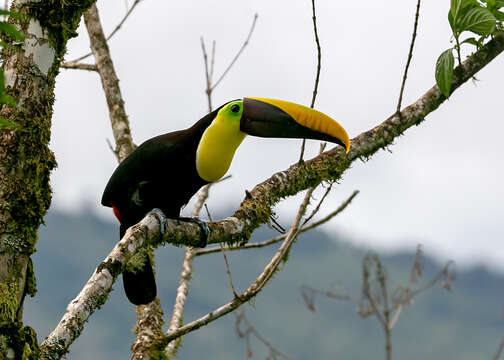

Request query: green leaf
[
  {"left": 449, "top": 0, "right": 480, "bottom": 33},
  {"left": 435, "top": 49, "right": 455, "bottom": 98},
  {"left": 459, "top": 7, "right": 497, "bottom": 35},
  {"left": 450, "top": 0, "right": 478, "bottom": 26},
  {"left": 496, "top": 0, "right": 504, "bottom": 7},
  {"left": 0, "top": 117, "right": 16, "bottom": 129},
  {"left": 0, "top": 21, "right": 23, "bottom": 41}
]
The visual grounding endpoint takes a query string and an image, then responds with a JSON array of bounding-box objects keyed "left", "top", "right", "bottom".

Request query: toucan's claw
[
  {"left": 148, "top": 208, "right": 167, "bottom": 234},
  {"left": 178, "top": 217, "right": 210, "bottom": 248}
]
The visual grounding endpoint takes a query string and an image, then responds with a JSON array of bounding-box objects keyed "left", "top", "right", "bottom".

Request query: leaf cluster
[
  {"left": 435, "top": 0, "right": 503, "bottom": 97},
  {"left": 0, "top": 9, "right": 23, "bottom": 129}
]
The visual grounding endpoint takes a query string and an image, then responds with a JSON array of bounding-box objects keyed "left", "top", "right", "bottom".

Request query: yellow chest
[{"left": 196, "top": 119, "right": 246, "bottom": 182}]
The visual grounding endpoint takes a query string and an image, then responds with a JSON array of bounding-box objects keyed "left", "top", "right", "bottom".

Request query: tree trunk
[{"left": 0, "top": 1, "right": 95, "bottom": 358}]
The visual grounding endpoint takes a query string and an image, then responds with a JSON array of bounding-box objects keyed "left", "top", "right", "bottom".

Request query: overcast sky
[{"left": 49, "top": 0, "right": 504, "bottom": 271}]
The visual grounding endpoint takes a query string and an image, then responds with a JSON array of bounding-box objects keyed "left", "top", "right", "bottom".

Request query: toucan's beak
[{"left": 240, "top": 97, "right": 350, "bottom": 153}]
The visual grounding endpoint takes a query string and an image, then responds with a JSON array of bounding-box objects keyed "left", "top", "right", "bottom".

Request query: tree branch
[
  {"left": 60, "top": 61, "right": 98, "bottom": 71},
  {"left": 84, "top": 3, "right": 135, "bottom": 161}
]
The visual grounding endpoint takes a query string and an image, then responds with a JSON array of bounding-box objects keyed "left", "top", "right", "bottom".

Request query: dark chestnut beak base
[{"left": 240, "top": 98, "right": 350, "bottom": 152}]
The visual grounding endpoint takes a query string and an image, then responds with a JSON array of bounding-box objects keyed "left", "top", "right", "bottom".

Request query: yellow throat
[{"left": 196, "top": 103, "right": 246, "bottom": 182}]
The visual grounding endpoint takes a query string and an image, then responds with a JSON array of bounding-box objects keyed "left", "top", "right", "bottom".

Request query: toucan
[{"left": 101, "top": 97, "right": 350, "bottom": 305}]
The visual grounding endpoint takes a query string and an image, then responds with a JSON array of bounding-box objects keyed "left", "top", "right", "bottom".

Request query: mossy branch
[{"left": 39, "top": 31, "right": 504, "bottom": 360}]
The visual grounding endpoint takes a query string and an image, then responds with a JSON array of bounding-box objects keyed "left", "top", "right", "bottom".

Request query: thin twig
[
  {"left": 492, "top": 338, "right": 504, "bottom": 360},
  {"left": 302, "top": 182, "right": 332, "bottom": 226},
  {"left": 210, "top": 13, "right": 258, "bottom": 90},
  {"left": 69, "top": 0, "right": 143, "bottom": 63},
  {"left": 396, "top": 0, "right": 422, "bottom": 113},
  {"left": 194, "top": 190, "right": 359, "bottom": 256},
  {"left": 235, "top": 311, "right": 291, "bottom": 359},
  {"left": 363, "top": 280, "right": 387, "bottom": 327},
  {"left": 201, "top": 37, "right": 213, "bottom": 113},
  {"left": 60, "top": 62, "right": 98, "bottom": 71},
  {"left": 388, "top": 304, "right": 403, "bottom": 330},
  {"left": 105, "top": 138, "right": 119, "bottom": 161},
  {"left": 210, "top": 40, "right": 216, "bottom": 83},
  {"left": 205, "top": 204, "right": 239, "bottom": 298},
  {"left": 299, "top": 0, "right": 322, "bottom": 162},
  {"left": 220, "top": 242, "right": 239, "bottom": 297},
  {"left": 309, "top": 0, "right": 322, "bottom": 109}
]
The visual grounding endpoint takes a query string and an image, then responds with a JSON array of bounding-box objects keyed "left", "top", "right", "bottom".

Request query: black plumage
[{"left": 102, "top": 107, "right": 221, "bottom": 305}]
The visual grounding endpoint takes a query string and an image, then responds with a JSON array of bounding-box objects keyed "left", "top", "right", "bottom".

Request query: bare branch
[
  {"left": 201, "top": 37, "right": 213, "bottom": 113},
  {"left": 388, "top": 304, "right": 403, "bottom": 330},
  {"left": 492, "top": 337, "right": 504, "bottom": 360},
  {"left": 235, "top": 311, "right": 291, "bottom": 359},
  {"left": 309, "top": 0, "right": 322, "bottom": 110},
  {"left": 302, "top": 182, "right": 332, "bottom": 226},
  {"left": 408, "top": 244, "right": 424, "bottom": 284},
  {"left": 300, "top": 0, "right": 323, "bottom": 161},
  {"left": 206, "top": 204, "right": 239, "bottom": 298},
  {"left": 69, "top": 0, "right": 144, "bottom": 63},
  {"left": 220, "top": 242, "right": 239, "bottom": 298},
  {"left": 164, "top": 247, "right": 196, "bottom": 357},
  {"left": 396, "top": 0, "right": 422, "bottom": 113},
  {"left": 211, "top": 13, "right": 258, "bottom": 90},
  {"left": 60, "top": 61, "right": 98, "bottom": 71},
  {"left": 209, "top": 40, "right": 216, "bottom": 83},
  {"left": 301, "top": 285, "right": 356, "bottom": 312},
  {"left": 84, "top": 3, "right": 135, "bottom": 161}
]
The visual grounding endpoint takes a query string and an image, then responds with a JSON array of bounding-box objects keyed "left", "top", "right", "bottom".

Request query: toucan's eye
[{"left": 230, "top": 104, "right": 240, "bottom": 113}]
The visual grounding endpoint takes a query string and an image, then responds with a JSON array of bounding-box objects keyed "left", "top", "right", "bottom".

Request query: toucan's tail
[{"left": 120, "top": 224, "right": 157, "bottom": 305}]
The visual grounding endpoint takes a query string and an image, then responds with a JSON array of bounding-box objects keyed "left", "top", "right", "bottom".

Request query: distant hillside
[{"left": 24, "top": 210, "right": 504, "bottom": 360}]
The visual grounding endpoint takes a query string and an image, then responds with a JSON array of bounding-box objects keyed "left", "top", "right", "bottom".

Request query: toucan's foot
[
  {"left": 178, "top": 217, "right": 210, "bottom": 248},
  {"left": 148, "top": 208, "right": 167, "bottom": 234}
]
